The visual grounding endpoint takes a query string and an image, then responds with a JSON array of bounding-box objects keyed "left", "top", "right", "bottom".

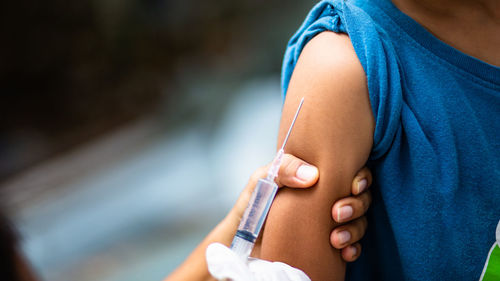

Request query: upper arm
[{"left": 255, "top": 31, "right": 374, "bottom": 280}]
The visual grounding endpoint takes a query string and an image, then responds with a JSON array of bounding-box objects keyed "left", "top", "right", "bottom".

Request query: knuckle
[
  {"left": 283, "top": 158, "right": 300, "bottom": 178},
  {"left": 282, "top": 153, "right": 294, "bottom": 165},
  {"left": 248, "top": 174, "right": 258, "bottom": 186},
  {"left": 282, "top": 154, "right": 298, "bottom": 172},
  {"left": 251, "top": 166, "right": 266, "bottom": 182}
]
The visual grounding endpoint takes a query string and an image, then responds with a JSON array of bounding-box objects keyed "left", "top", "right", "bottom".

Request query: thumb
[{"left": 276, "top": 154, "right": 319, "bottom": 188}]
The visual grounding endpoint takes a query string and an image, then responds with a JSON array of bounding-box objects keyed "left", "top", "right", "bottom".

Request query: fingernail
[
  {"left": 357, "top": 178, "right": 367, "bottom": 194},
  {"left": 296, "top": 165, "right": 318, "bottom": 181},
  {"left": 349, "top": 245, "right": 357, "bottom": 256},
  {"left": 337, "top": 205, "right": 353, "bottom": 222},
  {"left": 337, "top": 231, "right": 351, "bottom": 245}
]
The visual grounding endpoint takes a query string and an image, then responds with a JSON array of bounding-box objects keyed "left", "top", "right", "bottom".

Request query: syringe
[{"left": 230, "top": 97, "right": 305, "bottom": 259}]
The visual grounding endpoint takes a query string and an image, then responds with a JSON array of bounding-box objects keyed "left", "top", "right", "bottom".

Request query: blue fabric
[{"left": 281, "top": 0, "right": 500, "bottom": 280}]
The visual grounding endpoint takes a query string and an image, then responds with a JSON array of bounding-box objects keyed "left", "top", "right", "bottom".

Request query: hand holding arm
[
  {"left": 164, "top": 154, "right": 320, "bottom": 281},
  {"left": 164, "top": 153, "right": 372, "bottom": 281}
]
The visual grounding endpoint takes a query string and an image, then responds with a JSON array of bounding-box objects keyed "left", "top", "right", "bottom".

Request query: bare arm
[
  {"left": 256, "top": 31, "right": 374, "bottom": 280},
  {"left": 165, "top": 155, "right": 321, "bottom": 281}
]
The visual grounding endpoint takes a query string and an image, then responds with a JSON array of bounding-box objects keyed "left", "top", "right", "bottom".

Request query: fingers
[
  {"left": 232, "top": 165, "right": 270, "bottom": 219},
  {"left": 248, "top": 166, "right": 270, "bottom": 191},
  {"left": 234, "top": 155, "right": 318, "bottom": 219},
  {"left": 332, "top": 190, "right": 372, "bottom": 223},
  {"left": 332, "top": 166, "right": 371, "bottom": 262},
  {"left": 352, "top": 166, "right": 372, "bottom": 195},
  {"left": 341, "top": 243, "right": 362, "bottom": 262},
  {"left": 275, "top": 154, "right": 319, "bottom": 188},
  {"left": 330, "top": 216, "right": 367, "bottom": 249}
]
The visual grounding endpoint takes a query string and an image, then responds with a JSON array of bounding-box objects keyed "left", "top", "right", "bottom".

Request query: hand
[
  {"left": 230, "top": 154, "right": 372, "bottom": 262},
  {"left": 230, "top": 153, "right": 320, "bottom": 221},
  {"left": 167, "top": 154, "right": 372, "bottom": 281},
  {"left": 330, "top": 166, "right": 372, "bottom": 262}
]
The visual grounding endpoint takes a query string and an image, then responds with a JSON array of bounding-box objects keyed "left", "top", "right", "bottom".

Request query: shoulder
[
  {"left": 291, "top": 31, "right": 367, "bottom": 96},
  {"left": 281, "top": 1, "right": 404, "bottom": 159},
  {"left": 279, "top": 30, "right": 373, "bottom": 167},
  {"left": 283, "top": 31, "right": 372, "bottom": 148},
  {"left": 281, "top": 0, "right": 391, "bottom": 94},
  {"left": 301, "top": 31, "right": 362, "bottom": 68}
]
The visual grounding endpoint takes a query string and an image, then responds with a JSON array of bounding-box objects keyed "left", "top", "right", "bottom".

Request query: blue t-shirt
[{"left": 281, "top": 0, "right": 500, "bottom": 280}]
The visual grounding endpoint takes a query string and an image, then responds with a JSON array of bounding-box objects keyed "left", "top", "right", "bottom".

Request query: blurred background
[{"left": 0, "top": 0, "right": 315, "bottom": 280}]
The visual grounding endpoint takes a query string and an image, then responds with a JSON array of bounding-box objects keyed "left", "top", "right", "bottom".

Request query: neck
[
  {"left": 391, "top": 0, "right": 500, "bottom": 66},
  {"left": 394, "top": 0, "right": 500, "bottom": 19}
]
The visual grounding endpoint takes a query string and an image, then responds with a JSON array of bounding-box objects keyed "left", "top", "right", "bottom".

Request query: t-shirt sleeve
[{"left": 281, "top": 0, "right": 403, "bottom": 160}]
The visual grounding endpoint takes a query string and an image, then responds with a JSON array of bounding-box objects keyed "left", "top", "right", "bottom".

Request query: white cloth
[{"left": 206, "top": 243, "right": 311, "bottom": 281}]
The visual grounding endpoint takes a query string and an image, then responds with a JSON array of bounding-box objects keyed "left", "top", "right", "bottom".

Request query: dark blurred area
[
  {"left": 0, "top": 1, "right": 314, "bottom": 280},
  {"left": 0, "top": 0, "right": 311, "bottom": 183}
]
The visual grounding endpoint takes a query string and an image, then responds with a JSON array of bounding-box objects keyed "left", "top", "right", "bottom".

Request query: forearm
[{"left": 164, "top": 210, "right": 239, "bottom": 281}]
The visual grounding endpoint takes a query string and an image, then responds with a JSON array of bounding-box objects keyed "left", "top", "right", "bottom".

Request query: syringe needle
[
  {"left": 230, "top": 97, "right": 305, "bottom": 258},
  {"left": 280, "top": 97, "right": 305, "bottom": 151}
]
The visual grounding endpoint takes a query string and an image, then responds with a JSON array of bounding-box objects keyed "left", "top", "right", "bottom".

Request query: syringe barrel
[{"left": 230, "top": 178, "right": 278, "bottom": 258}]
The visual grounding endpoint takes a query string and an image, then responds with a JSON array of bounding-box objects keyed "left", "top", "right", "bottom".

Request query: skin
[
  {"left": 15, "top": 252, "right": 39, "bottom": 281},
  {"left": 391, "top": 0, "right": 500, "bottom": 66},
  {"left": 255, "top": 0, "right": 499, "bottom": 280},
  {"left": 255, "top": 31, "right": 374, "bottom": 281},
  {"left": 11, "top": 1, "right": 499, "bottom": 279},
  {"left": 165, "top": 154, "right": 372, "bottom": 281}
]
